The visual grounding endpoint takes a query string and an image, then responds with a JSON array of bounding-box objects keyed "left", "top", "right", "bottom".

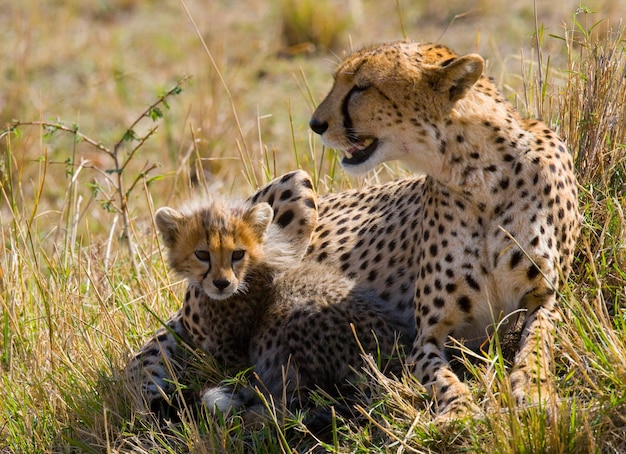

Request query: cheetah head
[
  {"left": 155, "top": 200, "right": 274, "bottom": 300},
  {"left": 309, "top": 41, "right": 484, "bottom": 175}
]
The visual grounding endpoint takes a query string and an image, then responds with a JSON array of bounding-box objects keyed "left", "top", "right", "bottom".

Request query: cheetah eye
[
  {"left": 232, "top": 250, "right": 245, "bottom": 261},
  {"left": 194, "top": 250, "right": 211, "bottom": 262},
  {"left": 354, "top": 83, "right": 371, "bottom": 92}
]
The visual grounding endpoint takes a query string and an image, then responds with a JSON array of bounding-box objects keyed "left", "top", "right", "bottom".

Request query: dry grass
[{"left": 1, "top": 0, "right": 626, "bottom": 452}]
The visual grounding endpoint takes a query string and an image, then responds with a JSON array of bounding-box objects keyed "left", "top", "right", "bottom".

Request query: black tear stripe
[
  {"left": 342, "top": 83, "right": 391, "bottom": 140},
  {"left": 342, "top": 85, "right": 362, "bottom": 138}
]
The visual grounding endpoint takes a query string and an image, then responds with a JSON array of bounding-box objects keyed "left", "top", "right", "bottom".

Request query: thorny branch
[{"left": 3, "top": 76, "right": 190, "bottom": 276}]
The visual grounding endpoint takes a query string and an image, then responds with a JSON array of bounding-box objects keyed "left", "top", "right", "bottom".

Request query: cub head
[
  {"left": 309, "top": 41, "right": 484, "bottom": 175},
  {"left": 155, "top": 199, "right": 274, "bottom": 300}
]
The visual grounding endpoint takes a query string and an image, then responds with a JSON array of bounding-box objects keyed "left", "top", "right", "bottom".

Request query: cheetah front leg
[
  {"left": 509, "top": 301, "right": 558, "bottom": 411},
  {"left": 125, "top": 310, "right": 192, "bottom": 416},
  {"left": 409, "top": 335, "right": 479, "bottom": 420}
]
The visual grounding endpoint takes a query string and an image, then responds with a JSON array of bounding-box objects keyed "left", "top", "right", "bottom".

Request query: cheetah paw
[
  {"left": 434, "top": 398, "right": 481, "bottom": 424},
  {"left": 202, "top": 386, "right": 245, "bottom": 415}
]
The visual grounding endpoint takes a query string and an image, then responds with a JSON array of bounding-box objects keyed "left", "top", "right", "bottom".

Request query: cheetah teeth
[
  {"left": 347, "top": 138, "right": 376, "bottom": 156},
  {"left": 344, "top": 138, "right": 379, "bottom": 165}
]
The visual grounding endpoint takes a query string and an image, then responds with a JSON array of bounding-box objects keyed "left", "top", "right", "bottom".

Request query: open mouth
[{"left": 342, "top": 138, "right": 379, "bottom": 166}]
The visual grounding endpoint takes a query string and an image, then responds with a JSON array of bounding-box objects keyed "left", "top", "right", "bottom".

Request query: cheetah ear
[
  {"left": 243, "top": 202, "right": 274, "bottom": 238},
  {"left": 155, "top": 207, "right": 183, "bottom": 248},
  {"left": 427, "top": 54, "right": 484, "bottom": 102}
]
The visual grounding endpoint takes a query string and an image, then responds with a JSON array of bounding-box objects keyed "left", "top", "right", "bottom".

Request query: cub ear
[
  {"left": 155, "top": 207, "right": 183, "bottom": 248},
  {"left": 243, "top": 202, "right": 274, "bottom": 238},
  {"left": 427, "top": 54, "right": 484, "bottom": 102}
]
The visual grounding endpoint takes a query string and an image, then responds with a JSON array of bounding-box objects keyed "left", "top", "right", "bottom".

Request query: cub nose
[
  {"left": 309, "top": 118, "right": 328, "bottom": 135},
  {"left": 213, "top": 279, "right": 230, "bottom": 290}
]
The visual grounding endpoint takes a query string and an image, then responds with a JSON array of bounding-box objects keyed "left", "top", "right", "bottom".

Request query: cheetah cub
[{"left": 129, "top": 195, "right": 407, "bottom": 420}]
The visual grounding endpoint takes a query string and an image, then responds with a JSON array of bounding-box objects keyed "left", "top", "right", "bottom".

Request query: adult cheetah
[{"left": 304, "top": 41, "right": 580, "bottom": 417}]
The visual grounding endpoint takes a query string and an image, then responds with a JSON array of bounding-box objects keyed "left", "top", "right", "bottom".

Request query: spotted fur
[
  {"left": 125, "top": 191, "right": 407, "bottom": 419},
  {"left": 307, "top": 41, "right": 580, "bottom": 418},
  {"left": 127, "top": 40, "right": 580, "bottom": 421}
]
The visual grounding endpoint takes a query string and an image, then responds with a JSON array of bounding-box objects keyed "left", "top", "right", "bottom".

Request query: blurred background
[{"left": 1, "top": 0, "right": 624, "bottom": 228}]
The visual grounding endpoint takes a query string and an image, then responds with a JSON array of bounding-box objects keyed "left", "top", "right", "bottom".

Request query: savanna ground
[{"left": 1, "top": 0, "right": 626, "bottom": 452}]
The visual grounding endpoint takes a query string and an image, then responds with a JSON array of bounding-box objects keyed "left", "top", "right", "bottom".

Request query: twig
[
  {"left": 120, "top": 127, "right": 159, "bottom": 175},
  {"left": 7, "top": 121, "right": 113, "bottom": 157},
  {"left": 4, "top": 76, "right": 189, "bottom": 275},
  {"left": 112, "top": 76, "right": 190, "bottom": 154}
]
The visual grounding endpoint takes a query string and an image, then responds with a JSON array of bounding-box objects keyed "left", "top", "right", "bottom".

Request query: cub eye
[
  {"left": 354, "top": 83, "right": 371, "bottom": 92},
  {"left": 232, "top": 250, "right": 245, "bottom": 261},
  {"left": 194, "top": 250, "right": 211, "bottom": 262}
]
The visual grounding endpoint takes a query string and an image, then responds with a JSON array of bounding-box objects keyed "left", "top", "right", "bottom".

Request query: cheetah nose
[
  {"left": 213, "top": 279, "right": 230, "bottom": 291},
  {"left": 309, "top": 118, "right": 328, "bottom": 135}
]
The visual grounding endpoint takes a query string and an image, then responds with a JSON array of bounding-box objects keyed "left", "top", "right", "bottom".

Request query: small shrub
[{"left": 279, "top": 0, "right": 352, "bottom": 52}]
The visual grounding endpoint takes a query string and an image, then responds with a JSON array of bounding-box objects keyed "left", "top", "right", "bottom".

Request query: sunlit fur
[
  {"left": 129, "top": 193, "right": 407, "bottom": 421},
  {"left": 309, "top": 41, "right": 580, "bottom": 418},
  {"left": 155, "top": 198, "right": 298, "bottom": 301}
]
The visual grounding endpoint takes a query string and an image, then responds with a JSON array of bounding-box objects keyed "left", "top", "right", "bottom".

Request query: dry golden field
[{"left": 1, "top": 0, "right": 625, "bottom": 452}]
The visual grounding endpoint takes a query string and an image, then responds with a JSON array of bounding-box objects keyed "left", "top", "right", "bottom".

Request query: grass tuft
[{"left": 278, "top": 0, "right": 353, "bottom": 53}]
